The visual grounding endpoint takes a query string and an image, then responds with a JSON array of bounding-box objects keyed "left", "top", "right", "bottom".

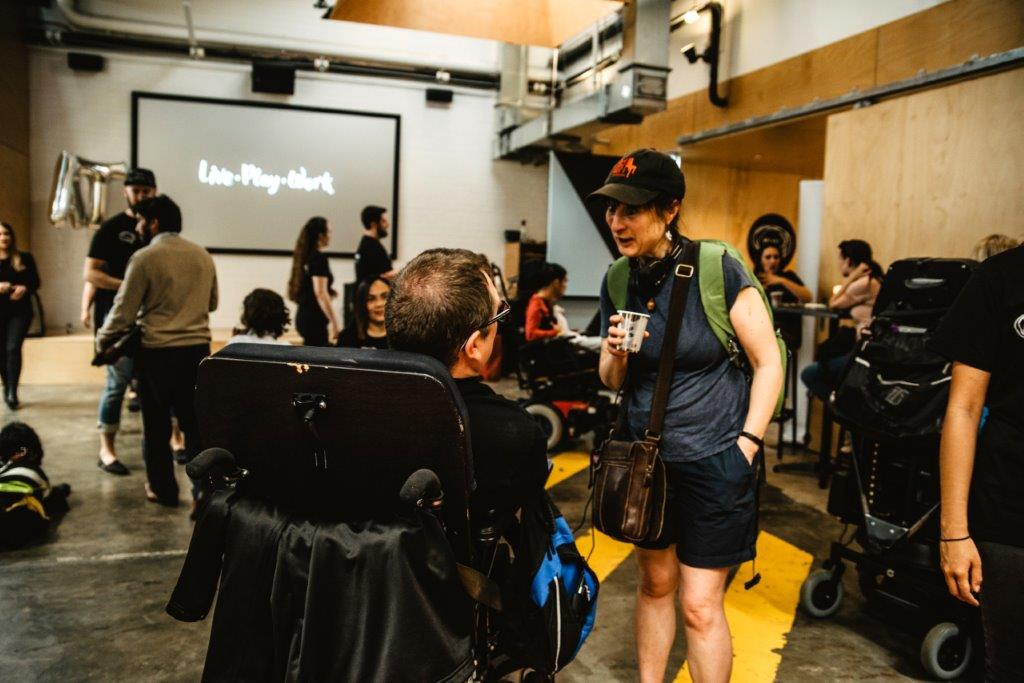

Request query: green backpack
[{"left": 606, "top": 239, "right": 788, "bottom": 418}]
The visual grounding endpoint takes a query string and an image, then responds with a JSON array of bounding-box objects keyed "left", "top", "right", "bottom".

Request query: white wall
[
  {"left": 666, "top": 0, "right": 945, "bottom": 99},
  {"left": 28, "top": 48, "right": 548, "bottom": 332}
]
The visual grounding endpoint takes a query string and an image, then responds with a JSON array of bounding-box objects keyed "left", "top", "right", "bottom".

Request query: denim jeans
[
  {"left": 800, "top": 353, "right": 851, "bottom": 402},
  {"left": 97, "top": 354, "right": 133, "bottom": 434}
]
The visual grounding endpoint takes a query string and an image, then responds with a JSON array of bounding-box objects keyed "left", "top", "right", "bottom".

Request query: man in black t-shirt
[
  {"left": 83, "top": 168, "right": 156, "bottom": 474},
  {"left": 930, "top": 245, "right": 1024, "bottom": 681},
  {"left": 354, "top": 205, "right": 395, "bottom": 284},
  {"left": 386, "top": 248, "right": 548, "bottom": 525}
]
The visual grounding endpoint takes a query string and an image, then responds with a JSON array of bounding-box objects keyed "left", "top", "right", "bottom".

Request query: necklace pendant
[{"left": 646, "top": 298, "right": 655, "bottom": 312}]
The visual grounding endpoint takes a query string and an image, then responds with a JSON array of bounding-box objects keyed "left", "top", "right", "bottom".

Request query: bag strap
[{"left": 646, "top": 240, "right": 698, "bottom": 442}]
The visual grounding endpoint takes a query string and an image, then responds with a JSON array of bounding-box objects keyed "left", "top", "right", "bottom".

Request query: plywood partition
[
  {"left": 679, "top": 163, "right": 804, "bottom": 266},
  {"left": 820, "top": 68, "right": 1024, "bottom": 293}
]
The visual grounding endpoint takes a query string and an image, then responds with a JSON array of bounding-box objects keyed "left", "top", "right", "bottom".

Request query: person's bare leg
[
  {"left": 635, "top": 546, "right": 681, "bottom": 683},
  {"left": 99, "top": 431, "right": 119, "bottom": 465},
  {"left": 169, "top": 419, "right": 185, "bottom": 452},
  {"left": 678, "top": 564, "right": 731, "bottom": 683}
]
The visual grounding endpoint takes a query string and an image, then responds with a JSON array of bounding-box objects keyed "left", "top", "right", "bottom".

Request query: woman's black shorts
[{"left": 635, "top": 442, "right": 759, "bottom": 568}]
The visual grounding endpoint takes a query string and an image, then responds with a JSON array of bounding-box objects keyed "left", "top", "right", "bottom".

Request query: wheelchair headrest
[{"left": 195, "top": 344, "right": 474, "bottom": 528}]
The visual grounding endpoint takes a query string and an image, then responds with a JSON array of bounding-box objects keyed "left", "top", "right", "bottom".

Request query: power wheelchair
[
  {"left": 170, "top": 343, "right": 533, "bottom": 681},
  {"left": 516, "top": 337, "right": 616, "bottom": 453}
]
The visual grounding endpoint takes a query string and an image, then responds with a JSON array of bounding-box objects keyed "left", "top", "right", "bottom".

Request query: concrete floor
[{"left": 0, "top": 384, "right": 977, "bottom": 681}]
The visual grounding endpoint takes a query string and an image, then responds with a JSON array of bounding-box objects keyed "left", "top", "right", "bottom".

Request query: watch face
[{"left": 747, "top": 214, "right": 796, "bottom": 269}]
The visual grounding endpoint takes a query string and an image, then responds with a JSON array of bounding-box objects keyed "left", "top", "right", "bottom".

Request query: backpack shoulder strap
[
  {"left": 696, "top": 240, "right": 733, "bottom": 350},
  {"left": 607, "top": 257, "right": 630, "bottom": 311}
]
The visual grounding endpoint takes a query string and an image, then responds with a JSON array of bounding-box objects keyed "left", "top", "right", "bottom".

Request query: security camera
[{"left": 680, "top": 43, "right": 701, "bottom": 64}]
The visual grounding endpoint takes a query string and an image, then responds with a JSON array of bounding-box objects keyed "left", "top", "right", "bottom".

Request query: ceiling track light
[{"left": 672, "top": 2, "right": 727, "bottom": 108}]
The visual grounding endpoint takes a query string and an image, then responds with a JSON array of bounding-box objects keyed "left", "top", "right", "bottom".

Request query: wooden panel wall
[
  {"left": 0, "top": 1, "right": 30, "bottom": 247},
  {"left": 598, "top": 0, "right": 1024, "bottom": 156},
  {"left": 820, "top": 68, "right": 1024, "bottom": 292},
  {"left": 331, "top": 0, "right": 620, "bottom": 47},
  {"left": 680, "top": 163, "right": 803, "bottom": 267}
]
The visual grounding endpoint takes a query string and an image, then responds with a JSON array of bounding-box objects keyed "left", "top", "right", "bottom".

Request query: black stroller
[
  {"left": 516, "top": 337, "right": 616, "bottom": 452},
  {"left": 168, "top": 344, "right": 539, "bottom": 681},
  {"left": 799, "top": 258, "right": 979, "bottom": 681}
]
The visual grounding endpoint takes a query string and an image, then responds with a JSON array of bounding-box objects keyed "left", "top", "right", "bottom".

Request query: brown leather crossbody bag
[{"left": 592, "top": 241, "right": 697, "bottom": 544}]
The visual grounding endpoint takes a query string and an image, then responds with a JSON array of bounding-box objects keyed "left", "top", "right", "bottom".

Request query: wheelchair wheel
[
  {"left": 919, "top": 622, "right": 972, "bottom": 680},
  {"left": 800, "top": 568, "right": 844, "bottom": 618},
  {"left": 525, "top": 401, "right": 564, "bottom": 451}
]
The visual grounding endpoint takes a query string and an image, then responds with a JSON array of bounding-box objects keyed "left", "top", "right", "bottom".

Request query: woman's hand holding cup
[{"left": 605, "top": 312, "right": 649, "bottom": 358}]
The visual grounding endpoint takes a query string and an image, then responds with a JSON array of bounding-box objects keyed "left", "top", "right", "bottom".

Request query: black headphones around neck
[{"left": 628, "top": 234, "right": 684, "bottom": 302}]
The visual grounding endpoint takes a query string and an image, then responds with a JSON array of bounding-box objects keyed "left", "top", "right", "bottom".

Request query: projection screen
[{"left": 132, "top": 92, "right": 400, "bottom": 257}]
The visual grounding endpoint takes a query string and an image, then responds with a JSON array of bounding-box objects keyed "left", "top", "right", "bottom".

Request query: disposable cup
[
  {"left": 770, "top": 291, "right": 784, "bottom": 308},
  {"left": 616, "top": 310, "right": 650, "bottom": 353}
]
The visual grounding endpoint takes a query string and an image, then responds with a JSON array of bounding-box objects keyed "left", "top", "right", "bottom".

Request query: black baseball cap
[
  {"left": 587, "top": 148, "right": 685, "bottom": 206},
  {"left": 124, "top": 167, "right": 157, "bottom": 187}
]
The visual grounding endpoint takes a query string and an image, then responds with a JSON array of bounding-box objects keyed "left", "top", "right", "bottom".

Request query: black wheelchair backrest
[{"left": 195, "top": 344, "right": 474, "bottom": 548}]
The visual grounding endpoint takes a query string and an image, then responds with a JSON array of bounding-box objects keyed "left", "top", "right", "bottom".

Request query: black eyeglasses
[
  {"left": 480, "top": 298, "right": 511, "bottom": 330},
  {"left": 461, "top": 299, "right": 511, "bottom": 351}
]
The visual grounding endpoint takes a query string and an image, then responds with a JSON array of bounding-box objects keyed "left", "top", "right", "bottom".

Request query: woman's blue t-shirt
[{"left": 599, "top": 252, "right": 754, "bottom": 462}]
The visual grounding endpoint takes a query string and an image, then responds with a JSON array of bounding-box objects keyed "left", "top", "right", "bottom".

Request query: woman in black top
[
  {"left": 755, "top": 245, "right": 811, "bottom": 349},
  {"left": 932, "top": 245, "right": 1024, "bottom": 680},
  {"left": 287, "top": 217, "right": 340, "bottom": 346},
  {"left": 337, "top": 277, "right": 390, "bottom": 350},
  {"left": 0, "top": 222, "right": 40, "bottom": 409}
]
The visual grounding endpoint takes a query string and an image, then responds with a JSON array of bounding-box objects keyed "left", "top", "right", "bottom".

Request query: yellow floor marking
[
  {"left": 673, "top": 532, "right": 814, "bottom": 682},
  {"left": 545, "top": 451, "right": 591, "bottom": 489},
  {"left": 579, "top": 529, "right": 635, "bottom": 583}
]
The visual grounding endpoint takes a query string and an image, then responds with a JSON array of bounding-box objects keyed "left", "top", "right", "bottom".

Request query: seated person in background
[
  {"left": 801, "top": 239, "right": 884, "bottom": 402},
  {"left": 226, "top": 288, "right": 292, "bottom": 346},
  {"left": 336, "top": 277, "right": 389, "bottom": 350},
  {"left": 387, "top": 248, "right": 549, "bottom": 523},
  {"left": 0, "top": 422, "right": 71, "bottom": 549},
  {"left": 524, "top": 263, "right": 566, "bottom": 341},
  {"left": 972, "top": 233, "right": 1019, "bottom": 262},
  {"left": 755, "top": 245, "right": 812, "bottom": 349}
]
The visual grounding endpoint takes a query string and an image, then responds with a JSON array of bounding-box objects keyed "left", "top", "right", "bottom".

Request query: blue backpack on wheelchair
[{"left": 500, "top": 490, "right": 599, "bottom": 675}]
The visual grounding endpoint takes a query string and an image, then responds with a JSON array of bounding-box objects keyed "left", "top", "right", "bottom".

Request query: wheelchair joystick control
[
  {"left": 400, "top": 469, "right": 445, "bottom": 512},
  {"left": 187, "top": 447, "right": 249, "bottom": 489}
]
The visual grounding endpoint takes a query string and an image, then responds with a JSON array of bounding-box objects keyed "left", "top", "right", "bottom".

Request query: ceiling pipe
[{"left": 674, "top": 2, "right": 728, "bottom": 108}]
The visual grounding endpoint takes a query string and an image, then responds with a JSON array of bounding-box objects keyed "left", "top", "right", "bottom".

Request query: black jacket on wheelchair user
[
  {"left": 168, "top": 491, "right": 475, "bottom": 683},
  {"left": 456, "top": 377, "right": 550, "bottom": 526}
]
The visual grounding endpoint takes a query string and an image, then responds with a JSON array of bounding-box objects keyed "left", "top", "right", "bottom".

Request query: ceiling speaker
[
  {"left": 252, "top": 61, "right": 295, "bottom": 95},
  {"left": 426, "top": 88, "right": 453, "bottom": 104},
  {"left": 67, "top": 52, "right": 105, "bottom": 72}
]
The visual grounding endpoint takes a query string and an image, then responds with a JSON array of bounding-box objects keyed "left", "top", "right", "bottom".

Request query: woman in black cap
[{"left": 592, "top": 149, "right": 782, "bottom": 682}]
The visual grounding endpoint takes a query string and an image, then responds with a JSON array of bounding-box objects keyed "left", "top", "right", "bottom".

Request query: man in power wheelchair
[{"left": 166, "top": 248, "right": 591, "bottom": 681}]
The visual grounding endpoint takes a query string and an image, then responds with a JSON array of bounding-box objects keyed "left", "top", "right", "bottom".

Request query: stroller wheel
[
  {"left": 920, "top": 622, "right": 972, "bottom": 680},
  {"left": 800, "top": 569, "right": 844, "bottom": 618},
  {"left": 525, "top": 402, "right": 565, "bottom": 452}
]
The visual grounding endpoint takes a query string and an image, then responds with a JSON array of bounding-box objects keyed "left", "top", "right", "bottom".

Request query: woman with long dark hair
[
  {"left": 336, "top": 277, "right": 389, "bottom": 350},
  {"left": 800, "top": 239, "right": 884, "bottom": 401},
  {"left": 288, "top": 217, "right": 339, "bottom": 346},
  {"left": 0, "top": 222, "right": 40, "bottom": 409},
  {"left": 754, "top": 245, "right": 811, "bottom": 348}
]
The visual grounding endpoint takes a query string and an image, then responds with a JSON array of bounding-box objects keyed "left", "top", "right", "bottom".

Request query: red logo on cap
[{"left": 611, "top": 156, "right": 638, "bottom": 178}]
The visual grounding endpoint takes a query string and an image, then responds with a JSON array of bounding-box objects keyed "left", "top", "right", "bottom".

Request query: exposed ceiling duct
[{"left": 495, "top": 0, "right": 671, "bottom": 160}]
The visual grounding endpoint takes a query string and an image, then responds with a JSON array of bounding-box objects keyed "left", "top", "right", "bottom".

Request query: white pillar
[{"left": 795, "top": 180, "right": 824, "bottom": 439}]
